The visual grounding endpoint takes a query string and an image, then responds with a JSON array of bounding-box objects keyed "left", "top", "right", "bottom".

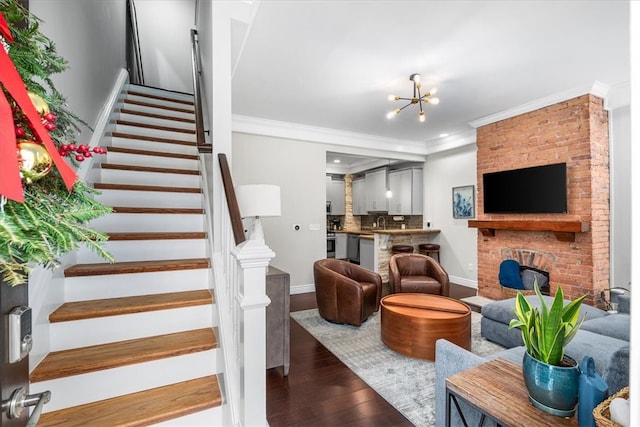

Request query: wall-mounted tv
[{"left": 483, "top": 163, "right": 567, "bottom": 214}]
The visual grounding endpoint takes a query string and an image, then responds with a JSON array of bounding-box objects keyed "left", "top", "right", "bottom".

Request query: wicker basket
[
  {"left": 593, "top": 386, "right": 629, "bottom": 427},
  {"left": 501, "top": 286, "right": 536, "bottom": 299}
]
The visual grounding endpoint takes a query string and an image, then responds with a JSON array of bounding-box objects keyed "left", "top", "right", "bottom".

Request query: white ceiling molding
[
  {"left": 468, "top": 81, "right": 612, "bottom": 129},
  {"left": 605, "top": 81, "right": 631, "bottom": 111},
  {"left": 425, "top": 130, "right": 477, "bottom": 156},
  {"left": 232, "top": 114, "right": 430, "bottom": 155}
]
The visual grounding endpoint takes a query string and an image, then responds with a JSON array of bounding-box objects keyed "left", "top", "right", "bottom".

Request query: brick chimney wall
[{"left": 475, "top": 94, "right": 609, "bottom": 305}]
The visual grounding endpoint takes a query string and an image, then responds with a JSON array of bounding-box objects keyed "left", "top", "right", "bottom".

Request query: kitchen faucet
[{"left": 376, "top": 216, "right": 386, "bottom": 230}]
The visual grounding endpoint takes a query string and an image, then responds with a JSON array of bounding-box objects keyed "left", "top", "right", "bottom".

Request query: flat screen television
[{"left": 483, "top": 163, "right": 567, "bottom": 214}]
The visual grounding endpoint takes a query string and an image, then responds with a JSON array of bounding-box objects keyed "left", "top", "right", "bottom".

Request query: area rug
[{"left": 290, "top": 309, "right": 505, "bottom": 427}]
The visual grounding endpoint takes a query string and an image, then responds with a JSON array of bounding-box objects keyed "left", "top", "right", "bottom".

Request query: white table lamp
[{"left": 235, "top": 184, "right": 281, "bottom": 242}]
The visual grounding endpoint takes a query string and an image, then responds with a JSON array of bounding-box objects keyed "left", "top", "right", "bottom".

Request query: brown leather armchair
[
  {"left": 389, "top": 253, "right": 450, "bottom": 296},
  {"left": 313, "top": 258, "right": 382, "bottom": 326}
]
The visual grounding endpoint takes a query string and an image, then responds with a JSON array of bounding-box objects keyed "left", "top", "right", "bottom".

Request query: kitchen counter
[{"left": 335, "top": 228, "right": 440, "bottom": 236}]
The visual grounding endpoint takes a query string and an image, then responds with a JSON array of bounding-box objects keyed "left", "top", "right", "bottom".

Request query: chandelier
[{"left": 386, "top": 73, "right": 439, "bottom": 122}]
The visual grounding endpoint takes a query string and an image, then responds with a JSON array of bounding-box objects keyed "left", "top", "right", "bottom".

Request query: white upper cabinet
[
  {"left": 388, "top": 168, "right": 423, "bottom": 215},
  {"left": 365, "top": 169, "right": 388, "bottom": 212},
  {"left": 326, "top": 176, "right": 346, "bottom": 215},
  {"left": 352, "top": 177, "right": 367, "bottom": 215}
]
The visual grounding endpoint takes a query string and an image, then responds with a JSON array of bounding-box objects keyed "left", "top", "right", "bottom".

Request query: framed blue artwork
[{"left": 452, "top": 185, "right": 475, "bottom": 219}]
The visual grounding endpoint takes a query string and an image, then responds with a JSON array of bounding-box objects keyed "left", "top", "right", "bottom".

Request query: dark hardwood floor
[{"left": 266, "top": 283, "right": 476, "bottom": 426}]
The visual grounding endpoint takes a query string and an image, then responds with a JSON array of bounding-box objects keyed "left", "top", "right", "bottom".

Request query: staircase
[{"left": 30, "top": 85, "right": 223, "bottom": 426}]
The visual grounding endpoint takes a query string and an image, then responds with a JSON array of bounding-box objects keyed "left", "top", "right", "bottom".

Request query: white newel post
[{"left": 232, "top": 238, "right": 275, "bottom": 426}]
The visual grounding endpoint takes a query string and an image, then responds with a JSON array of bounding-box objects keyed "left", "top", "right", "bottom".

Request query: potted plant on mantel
[{"left": 509, "top": 282, "right": 587, "bottom": 417}]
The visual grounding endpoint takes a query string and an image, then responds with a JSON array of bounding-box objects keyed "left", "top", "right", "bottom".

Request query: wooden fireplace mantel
[{"left": 468, "top": 220, "right": 590, "bottom": 242}]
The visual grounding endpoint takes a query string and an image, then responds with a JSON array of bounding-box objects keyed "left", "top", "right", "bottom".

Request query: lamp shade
[{"left": 235, "top": 184, "right": 281, "bottom": 218}]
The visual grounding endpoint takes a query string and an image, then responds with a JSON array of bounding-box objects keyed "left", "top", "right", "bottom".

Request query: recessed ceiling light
[
  {"left": 333, "top": 159, "right": 341, "bottom": 163},
  {"left": 439, "top": 133, "right": 449, "bottom": 138}
]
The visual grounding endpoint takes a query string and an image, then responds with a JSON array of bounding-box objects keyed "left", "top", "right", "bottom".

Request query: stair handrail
[
  {"left": 125, "top": 0, "right": 144, "bottom": 85},
  {"left": 218, "top": 154, "right": 246, "bottom": 245},
  {"left": 191, "top": 29, "right": 211, "bottom": 153}
]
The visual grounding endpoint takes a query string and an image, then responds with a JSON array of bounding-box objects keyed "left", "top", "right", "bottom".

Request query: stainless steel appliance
[
  {"left": 347, "top": 234, "right": 360, "bottom": 264},
  {"left": 327, "top": 231, "right": 336, "bottom": 258}
]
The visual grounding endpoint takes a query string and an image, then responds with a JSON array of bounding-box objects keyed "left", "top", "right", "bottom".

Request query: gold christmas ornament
[
  {"left": 18, "top": 141, "right": 53, "bottom": 183},
  {"left": 27, "top": 92, "right": 50, "bottom": 115}
]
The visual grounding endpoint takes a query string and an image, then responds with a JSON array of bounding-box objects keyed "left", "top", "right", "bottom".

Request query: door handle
[{"left": 2, "top": 387, "right": 51, "bottom": 426}]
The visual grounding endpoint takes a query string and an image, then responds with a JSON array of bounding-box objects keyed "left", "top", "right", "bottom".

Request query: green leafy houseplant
[{"left": 509, "top": 282, "right": 587, "bottom": 366}]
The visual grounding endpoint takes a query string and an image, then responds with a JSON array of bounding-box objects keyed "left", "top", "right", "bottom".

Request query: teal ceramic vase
[{"left": 522, "top": 351, "right": 580, "bottom": 417}]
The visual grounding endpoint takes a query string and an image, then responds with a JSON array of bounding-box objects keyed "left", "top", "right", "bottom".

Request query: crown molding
[
  {"left": 468, "top": 80, "right": 618, "bottom": 129},
  {"left": 232, "top": 114, "right": 429, "bottom": 155},
  {"left": 425, "top": 129, "right": 476, "bottom": 155}
]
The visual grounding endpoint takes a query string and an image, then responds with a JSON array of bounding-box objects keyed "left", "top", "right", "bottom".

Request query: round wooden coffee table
[{"left": 380, "top": 293, "right": 471, "bottom": 361}]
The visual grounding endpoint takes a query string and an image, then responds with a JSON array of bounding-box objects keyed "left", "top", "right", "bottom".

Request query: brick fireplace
[{"left": 472, "top": 94, "right": 609, "bottom": 306}]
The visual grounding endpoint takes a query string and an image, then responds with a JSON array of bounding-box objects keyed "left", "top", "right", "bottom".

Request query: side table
[
  {"left": 445, "top": 358, "right": 577, "bottom": 426},
  {"left": 266, "top": 266, "right": 290, "bottom": 375}
]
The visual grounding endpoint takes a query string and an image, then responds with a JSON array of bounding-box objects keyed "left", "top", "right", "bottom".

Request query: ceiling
[{"left": 231, "top": 1, "right": 630, "bottom": 167}]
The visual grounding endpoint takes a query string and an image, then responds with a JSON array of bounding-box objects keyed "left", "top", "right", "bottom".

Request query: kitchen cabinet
[
  {"left": 359, "top": 238, "right": 375, "bottom": 271},
  {"left": 352, "top": 177, "right": 367, "bottom": 215},
  {"left": 347, "top": 234, "right": 360, "bottom": 263},
  {"left": 365, "top": 169, "right": 388, "bottom": 212},
  {"left": 335, "top": 233, "right": 347, "bottom": 259},
  {"left": 326, "top": 176, "right": 345, "bottom": 215},
  {"left": 388, "top": 168, "right": 423, "bottom": 215}
]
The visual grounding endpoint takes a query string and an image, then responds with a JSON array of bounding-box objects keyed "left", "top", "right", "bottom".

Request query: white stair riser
[
  {"left": 32, "top": 349, "right": 218, "bottom": 412},
  {"left": 126, "top": 85, "right": 194, "bottom": 103},
  {"left": 153, "top": 406, "right": 222, "bottom": 426},
  {"left": 99, "top": 169, "right": 201, "bottom": 188},
  {"left": 123, "top": 93, "right": 195, "bottom": 112},
  {"left": 115, "top": 112, "right": 195, "bottom": 132},
  {"left": 94, "top": 190, "right": 203, "bottom": 209},
  {"left": 105, "top": 151, "right": 199, "bottom": 170},
  {"left": 77, "top": 239, "right": 206, "bottom": 263},
  {"left": 105, "top": 136, "right": 198, "bottom": 156},
  {"left": 90, "top": 213, "right": 204, "bottom": 232},
  {"left": 50, "top": 305, "right": 214, "bottom": 350},
  {"left": 64, "top": 269, "right": 210, "bottom": 301},
  {"left": 117, "top": 101, "right": 195, "bottom": 121},
  {"left": 110, "top": 124, "right": 196, "bottom": 143}
]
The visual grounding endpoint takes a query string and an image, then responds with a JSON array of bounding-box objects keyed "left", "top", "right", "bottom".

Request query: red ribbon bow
[{"left": 0, "top": 12, "right": 76, "bottom": 202}]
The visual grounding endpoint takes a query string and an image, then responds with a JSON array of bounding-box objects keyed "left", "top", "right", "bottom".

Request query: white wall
[
  {"left": 424, "top": 144, "right": 478, "bottom": 288},
  {"left": 610, "top": 105, "right": 631, "bottom": 290},
  {"left": 232, "top": 133, "right": 327, "bottom": 289},
  {"left": 31, "top": 0, "right": 126, "bottom": 143},
  {"left": 134, "top": 0, "right": 195, "bottom": 93}
]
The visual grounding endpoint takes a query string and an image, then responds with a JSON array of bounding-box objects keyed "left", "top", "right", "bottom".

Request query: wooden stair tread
[
  {"left": 115, "top": 119, "right": 196, "bottom": 135},
  {"left": 127, "top": 90, "right": 194, "bottom": 106},
  {"left": 107, "top": 231, "right": 207, "bottom": 240},
  {"left": 101, "top": 162, "right": 200, "bottom": 175},
  {"left": 111, "top": 206, "right": 204, "bottom": 214},
  {"left": 120, "top": 108, "right": 195, "bottom": 123},
  {"left": 122, "top": 98, "right": 194, "bottom": 114},
  {"left": 50, "top": 290, "right": 213, "bottom": 322},
  {"left": 107, "top": 145, "right": 198, "bottom": 160},
  {"left": 64, "top": 258, "right": 210, "bottom": 277},
  {"left": 94, "top": 182, "right": 201, "bottom": 194},
  {"left": 37, "top": 376, "right": 221, "bottom": 427},
  {"left": 31, "top": 328, "right": 217, "bottom": 382},
  {"left": 110, "top": 131, "right": 197, "bottom": 146}
]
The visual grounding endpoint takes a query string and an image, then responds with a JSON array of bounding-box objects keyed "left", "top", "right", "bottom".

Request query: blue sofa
[{"left": 435, "top": 294, "right": 630, "bottom": 427}]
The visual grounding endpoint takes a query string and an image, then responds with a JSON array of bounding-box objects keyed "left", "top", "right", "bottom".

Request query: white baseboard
[
  {"left": 449, "top": 275, "right": 478, "bottom": 289},
  {"left": 290, "top": 283, "right": 315, "bottom": 295}
]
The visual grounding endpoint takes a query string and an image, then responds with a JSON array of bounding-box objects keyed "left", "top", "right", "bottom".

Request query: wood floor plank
[
  {"left": 94, "top": 182, "right": 202, "bottom": 193},
  {"left": 106, "top": 145, "right": 199, "bottom": 160},
  {"left": 50, "top": 290, "right": 213, "bottom": 322},
  {"left": 110, "top": 131, "right": 197, "bottom": 146},
  {"left": 120, "top": 108, "right": 195, "bottom": 123},
  {"left": 111, "top": 206, "right": 204, "bottom": 214},
  {"left": 31, "top": 328, "right": 216, "bottom": 382},
  {"left": 122, "top": 99, "right": 193, "bottom": 114},
  {"left": 101, "top": 162, "right": 201, "bottom": 175},
  {"left": 116, "top": 119, "right": 196, "bottom": 135},
  {"left": 127, "top": 90, "right": 194, "bottom": 106},
  {"left": 37, "top": 376, "right": 220, "bottom": 427},
  {"left": 107, "top": 231, "right": 206, "bottom": 241},
  {"left": 64, "top": 258, "right": 210, "bottom": 277}
]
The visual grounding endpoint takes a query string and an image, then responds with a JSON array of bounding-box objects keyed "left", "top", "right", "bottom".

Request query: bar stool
[
  {"left": 391, "top": 245, "right": 414, "bottom": 254},
  {"left": 418, "top": 243, "right": 440, "bottom": 263}
]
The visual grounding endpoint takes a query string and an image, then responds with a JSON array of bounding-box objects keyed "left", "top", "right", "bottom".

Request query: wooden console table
[
  {"left": 266, "top": 266, "right": 290, "bottom": 375},
  {"left": 446, "top": 358, "right": 577, "bottom": 426}
]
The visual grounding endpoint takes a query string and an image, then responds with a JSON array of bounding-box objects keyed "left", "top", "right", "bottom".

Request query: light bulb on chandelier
[{"left": 386, "top": 73, "right": 439, "bottom": 122}]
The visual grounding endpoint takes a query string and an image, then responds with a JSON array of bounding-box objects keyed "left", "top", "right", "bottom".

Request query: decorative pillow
[
  {"left": 498, "top": 259, "right": 524, "bottom": 289},
  {"left": 521, "top": 268, "right": 549, "bottom": 290}
]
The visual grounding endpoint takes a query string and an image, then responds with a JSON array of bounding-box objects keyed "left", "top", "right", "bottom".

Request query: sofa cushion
[
  {"left": 581, "top": 313, "right": 630, "bottom": 342},
  {"left": 521, "top": 268, "right": 548, "bottom": 290},
  {"left": 482, "top": 295, "right": 608, "bottom": 326},
  {"left": 498, "top": 259, "right": 523, "bottom": 289}
]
